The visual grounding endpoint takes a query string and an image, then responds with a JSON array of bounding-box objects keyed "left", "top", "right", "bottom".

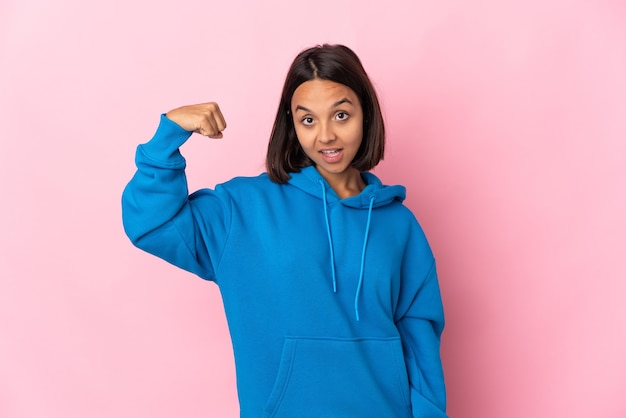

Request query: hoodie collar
[{"left": 287, "top": 165, "right": 406, "bottom": 208}]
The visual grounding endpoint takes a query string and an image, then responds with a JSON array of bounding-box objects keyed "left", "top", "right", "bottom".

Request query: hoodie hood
[
  {"left": 287, "top": 165, "right": 406, "bottom": 208},
  {"left": 287, "top": 165, "right": 406, "bottom": 321}
]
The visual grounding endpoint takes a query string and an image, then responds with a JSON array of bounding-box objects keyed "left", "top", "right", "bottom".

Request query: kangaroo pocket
[{"left": 263, "top": 336, "right": 412, "bottom": 418}]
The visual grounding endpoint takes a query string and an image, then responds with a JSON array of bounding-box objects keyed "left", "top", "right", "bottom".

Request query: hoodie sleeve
[
  {"left": 121, "top": 114, "right": 232, "bottom": 281},
  {"left": 395, "top": 223, "right": 447, "bottom": 418}
]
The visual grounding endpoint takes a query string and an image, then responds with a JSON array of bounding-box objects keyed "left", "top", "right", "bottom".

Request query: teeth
[{"left": 321, "top": 149, "right": 340, "bottom": 155}]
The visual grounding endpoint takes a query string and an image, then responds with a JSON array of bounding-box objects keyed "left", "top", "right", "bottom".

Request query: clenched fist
[{"left": 165, "top": 102, "right": 227, "bottom": 139}]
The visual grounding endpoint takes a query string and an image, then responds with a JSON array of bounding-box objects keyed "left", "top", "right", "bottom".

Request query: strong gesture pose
[{"left": 122, "top": 44, "right": 447, "bottom": 418}]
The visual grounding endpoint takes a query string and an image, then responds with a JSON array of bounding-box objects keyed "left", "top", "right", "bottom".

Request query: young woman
[{"left": 122, "top": 44, "right": 447, "bottom": 418}]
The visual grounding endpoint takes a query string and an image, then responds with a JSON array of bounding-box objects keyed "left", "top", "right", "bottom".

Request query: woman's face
[{"left": 291, "top": 79, "right": 363, "bottom": 182}]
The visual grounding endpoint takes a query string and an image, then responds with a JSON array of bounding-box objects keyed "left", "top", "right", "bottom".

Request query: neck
[{"left": 319, "top": 167, "right": 366, "bottom": 199}]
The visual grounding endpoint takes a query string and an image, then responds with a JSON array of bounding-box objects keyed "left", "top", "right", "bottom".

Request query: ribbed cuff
[{"left": 138, "top": 114, "right": 193, "bottom": 164}]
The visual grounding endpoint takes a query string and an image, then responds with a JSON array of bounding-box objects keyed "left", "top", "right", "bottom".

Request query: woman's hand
[{"left": 165, "top": 102, "right": 227, "bottom": 138}]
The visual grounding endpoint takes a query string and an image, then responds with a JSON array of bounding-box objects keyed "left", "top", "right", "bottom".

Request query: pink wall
[{"left": 1, "top": 0, "right": 625, "bottom": 416}]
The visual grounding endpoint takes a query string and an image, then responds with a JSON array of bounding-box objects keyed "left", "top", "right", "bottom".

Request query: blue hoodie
[{"left": 122, "top": 115, "right": 447, "bottom": 418}]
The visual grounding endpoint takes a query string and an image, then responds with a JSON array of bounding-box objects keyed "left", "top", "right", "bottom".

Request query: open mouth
[
  {"left": 320, "top": 149, "right": 341, "bottom": 157},
  {"left": 319, "top": 148, "right": 344, "bottom": 163}
]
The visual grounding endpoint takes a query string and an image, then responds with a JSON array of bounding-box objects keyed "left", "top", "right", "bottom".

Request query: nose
[{"left": 318, "top": 121, "right": 336, "bottom": 143}]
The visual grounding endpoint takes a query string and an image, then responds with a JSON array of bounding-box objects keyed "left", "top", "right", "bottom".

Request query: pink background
[{"left": 1, "top": 0, "right": 625, "bottom": 417}]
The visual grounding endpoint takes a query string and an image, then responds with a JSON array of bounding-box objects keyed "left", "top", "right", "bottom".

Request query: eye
[
  {"left": 335, "top": 112, "right": 349, "bottom": 121},
  {"left": 301, "top": 117, "right": 314, "bottom": 126}
]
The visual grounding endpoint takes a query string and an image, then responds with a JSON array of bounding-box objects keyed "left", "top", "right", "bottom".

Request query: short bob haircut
[{"left": 266, "top": 44, "right": 385, "bottom": 183}]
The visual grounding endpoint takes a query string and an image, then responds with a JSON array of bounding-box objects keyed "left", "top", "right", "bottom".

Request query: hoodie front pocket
[{"left": 263, "top": 336, "right": 411, "bottom": 418}]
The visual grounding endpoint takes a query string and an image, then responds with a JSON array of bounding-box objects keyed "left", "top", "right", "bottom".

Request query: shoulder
[
  {"left": 218, "top": 172, "right": 285, "bottom": 197},
  {"left": 370, "top": 191, "right": 431, "bottom": 247},
  {"left": 222, "top": 172, "right": 274, "bottom": 188}
]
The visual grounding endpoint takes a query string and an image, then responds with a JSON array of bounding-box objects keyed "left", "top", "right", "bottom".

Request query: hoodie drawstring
[
  {"left": 355, "top": 196, "right": 375, "bottom": 321},
  {"left": 319, "top": 179, "right": 376, "bottom": 321},
  {"left": 320, "top": 180, "right": 337, "bottom": 293}
]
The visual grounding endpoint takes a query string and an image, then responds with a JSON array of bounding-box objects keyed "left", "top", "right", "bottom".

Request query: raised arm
[{"left": 121, "top": 103, "right": 232, "bottom": 281}]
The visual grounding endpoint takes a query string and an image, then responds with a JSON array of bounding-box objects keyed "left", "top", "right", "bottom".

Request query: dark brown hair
[{"left": 266, "top": 44, "right": 385, "bottom": 183}]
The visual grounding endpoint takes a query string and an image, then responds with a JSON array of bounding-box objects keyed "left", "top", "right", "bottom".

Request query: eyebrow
[{"left": 294, "top": 98, "right": 354, "bottom": 113}]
